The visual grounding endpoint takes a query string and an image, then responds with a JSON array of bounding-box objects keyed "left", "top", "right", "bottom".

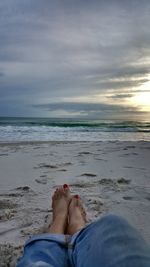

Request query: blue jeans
[{"left": 17, "top": 215, "right": 150, "bottom": 267}]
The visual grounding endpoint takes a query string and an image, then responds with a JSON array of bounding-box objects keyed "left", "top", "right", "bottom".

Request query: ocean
[{"left": 0, "top": 117, "right": 150, "bottom": 142}]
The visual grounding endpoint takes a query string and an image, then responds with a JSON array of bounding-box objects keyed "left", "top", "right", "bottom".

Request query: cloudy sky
[{"left": 0, "top": 0, "right": 150, "bottom": 120}]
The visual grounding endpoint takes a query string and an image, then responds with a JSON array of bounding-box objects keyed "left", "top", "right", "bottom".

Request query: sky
[{"left": 0, "top": 0, "right": 150, "bottom": 120}]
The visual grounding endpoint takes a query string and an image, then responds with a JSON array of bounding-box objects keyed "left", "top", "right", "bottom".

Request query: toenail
[
  {"left": 63, "top": 184, "right": 69, "bottom": 189},
  {"left": 74, "top": 194, "right": 80, "bottom": 199}
]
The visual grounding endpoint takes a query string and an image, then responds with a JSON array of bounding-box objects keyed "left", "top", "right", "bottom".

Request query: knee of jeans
[{"left": 92, "top": 214, "right": 129, "bottom": 231}]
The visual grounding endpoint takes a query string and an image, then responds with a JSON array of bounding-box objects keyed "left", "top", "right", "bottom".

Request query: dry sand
[{"left": 0, "top": 141, "right": 150, "bottom": 266}]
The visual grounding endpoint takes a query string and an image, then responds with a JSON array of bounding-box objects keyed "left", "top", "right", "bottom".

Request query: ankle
[
  {"left": 69, "top": 220, "right": 85, "bottom": 229},
  {"left": 67, "top": 222, "right": 85, "bottom": 235},
  {"left": 48, "top": 218, "right": 66, "bottom": 234},
  {"left": 52, "top": 213, "right": 67, "bottom": 222}
]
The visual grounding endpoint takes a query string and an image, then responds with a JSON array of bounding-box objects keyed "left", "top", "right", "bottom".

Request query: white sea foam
[{"left": 0, "top": 125, "right": 150, "bottom": 142}]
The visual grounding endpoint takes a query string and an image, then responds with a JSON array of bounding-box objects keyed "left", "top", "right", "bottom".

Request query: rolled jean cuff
[{"left": 25, "top": 233, "right": 67, "bottom": 247}]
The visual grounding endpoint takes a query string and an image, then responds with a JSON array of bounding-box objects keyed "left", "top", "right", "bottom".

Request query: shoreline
[{"left": 0, "top": 139, "right": 150, "bottom": 146}]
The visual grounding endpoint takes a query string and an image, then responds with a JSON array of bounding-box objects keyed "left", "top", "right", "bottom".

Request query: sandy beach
[{"left": 0, "top": 140, "right": 150, "bottom": 266}]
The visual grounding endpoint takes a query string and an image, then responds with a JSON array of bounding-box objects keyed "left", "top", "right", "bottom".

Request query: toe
[
  {"left": 63, "top": 183, "right": 69, "bottom": 190},
  {"left": 56, "top": 186, "right": 64, "bottom": 197},
  {"left": 70, "top": 195, "right": 79, "bottom": 206},
  {"left": 74, "top": 195, "right": 80, "bottom": 204},
  {"left": 53, "top": 189, "right": 58, "bottom": 198},
  {"left": 63, "top": 184, "right": 70, "bottom": 195},
  {"left": 53, "top": 187, "right": 61, "bottom": 198}
]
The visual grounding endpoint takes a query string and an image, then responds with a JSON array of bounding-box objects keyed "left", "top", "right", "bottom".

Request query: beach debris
[
  {"left": 4, "top": 209, "right": 14, "bottom": 220},
  {"left": 0, "top": 244, "right": 23, "bottom": 267},
  {"left": 0, "top": 209, "right": 16, "bottom": 221},
  {"left": 0, "top": 199, "right": 17, "bottom": 210},
  {"left": 0, "top": 199, "right": 17, "bottom": 221}
]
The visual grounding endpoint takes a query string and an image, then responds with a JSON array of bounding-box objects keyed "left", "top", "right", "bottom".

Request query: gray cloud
[
  {"left": 107, "top": 94, "right": 134, "bottom": 99},
  {"left": 0, "top": 0, "right": 150, "bottom": 118},
  {"left": 34, "top": 101, "right": 134, "bottom": 111},
  {"left": 33, "top": 101, "right": 145, "bottom": 120}
]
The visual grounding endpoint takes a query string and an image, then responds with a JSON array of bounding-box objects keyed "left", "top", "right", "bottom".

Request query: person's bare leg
[
  {"left": 67, "top": 195, "right": 87, "bottom": 235},
  {"left": 48, "top": 184, "right": 71, "bottom": 234}
]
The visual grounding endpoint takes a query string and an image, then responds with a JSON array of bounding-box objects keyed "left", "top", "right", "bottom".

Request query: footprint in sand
[
  {"left": 123, "top": 166, "right": 133, "bottom": 169},
  {"left": 35, "top": 162, "right": 72, "bottom": 169},
  {"left": 70, "top": 182, "right": 93, "bottom": 188},
  {"left": 123, "top": 196, "right": 133, "bottom": 200},
  {"left": 62, "top": 162, "right": 72, "bottom": 166},
  {"left": 81, "top": 173, "right": 97, "bottom": 177},
  {"left": 97, "top": 177, "right": 130, "bottom": 190},
  {"left": 35, "top": 178, "right": 47, "bottom": 184},
  {"left": 126, "top": 145, "right": 136, "bottom": 149},
  {"left": 117, "top": 178, "right": 130, "bottom": 185},
  {"left": 94, "top": 158, "right": 108, "bottom": 162},
  {"left": 0, "top": 186, "right": 34, "bottom": 199},
  {"left": 98, "top": 178, "right": 114, "bottom": 185},
  {"left": 35, "top": 163, "right": 58, "bottom": 169},
  {"left": 78, "top": 151, "right": 93, "bottom": 156},
  {"left": 16, "top": 186, "right": 31, "bottom": 191},
  {"left": 14, "top": 186, "right": 37, "bottom": 196},
  {"left": 122, "top": 195, "right": 142, "bottom": 201}
]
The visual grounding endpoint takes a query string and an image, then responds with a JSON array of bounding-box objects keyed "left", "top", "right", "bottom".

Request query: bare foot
[
  {"left": 48, "top": 184, "right": 71, "bottom": 234},
  {"left": 67, "top": 195, "right": 87, "bottom": 235}
]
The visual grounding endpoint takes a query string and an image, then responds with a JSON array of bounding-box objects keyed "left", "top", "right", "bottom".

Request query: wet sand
[{"left": 0, "top": 141, "right": 150, "bottom": 266}]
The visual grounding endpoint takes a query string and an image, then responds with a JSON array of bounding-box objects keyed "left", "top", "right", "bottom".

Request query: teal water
[{"left": 0, "top": 117, "right": 150, "bottom": 142}]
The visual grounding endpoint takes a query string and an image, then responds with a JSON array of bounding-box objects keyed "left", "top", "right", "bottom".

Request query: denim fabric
[
  {"left": 17, "top": 234, "right": 69, "bottom": 267},
  {"left": 17, "top": 215, "right": 150, "bottom": 267}
]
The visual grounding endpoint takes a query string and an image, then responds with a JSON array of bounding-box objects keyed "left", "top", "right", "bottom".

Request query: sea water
[{"left": 0, "top": 117, "right": 150, "bottom": 142}]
